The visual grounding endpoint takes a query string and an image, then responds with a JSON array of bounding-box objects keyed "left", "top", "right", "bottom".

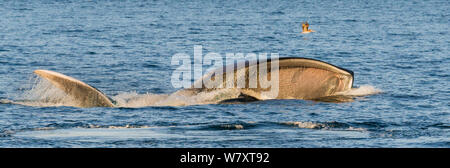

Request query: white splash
[
  {"left": 282, "top": 121, "right": 366, "bottom": 131},
  {"left": 7, "top": 77, "right": 241, "bottom": 107},
  {"left": 110, "top": 88, "right": 241, "bottom": 107},
  {"left": 283, "top": 121, "right": 326, "bottom": 129},
  {"left": 9, "top": 78, "right": 79, "bottom": 107},
  {"left": 335, "top": 85, "right": 382, "bottom": 96}
]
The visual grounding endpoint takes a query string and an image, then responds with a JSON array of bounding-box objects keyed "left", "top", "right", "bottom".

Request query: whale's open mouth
[{"left": 4, "top": 58, "right": 381, "bottom": 108}]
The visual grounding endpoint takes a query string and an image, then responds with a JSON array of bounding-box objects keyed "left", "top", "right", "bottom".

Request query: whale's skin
[{"left": 33, "top": 57, "right": 354, "bottom": 107}]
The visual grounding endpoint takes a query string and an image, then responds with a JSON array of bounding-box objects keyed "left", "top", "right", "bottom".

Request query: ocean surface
[{"left": 0, "top": 0, "right": 448, "bottom": 147}]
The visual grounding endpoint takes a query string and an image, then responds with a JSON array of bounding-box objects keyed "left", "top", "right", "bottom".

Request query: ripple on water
[{"left": 0, "top": 0, "right": 448, "bottom": 148}]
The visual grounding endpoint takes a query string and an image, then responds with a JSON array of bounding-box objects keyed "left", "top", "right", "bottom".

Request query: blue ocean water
[{"left": 0, "top": 0, "right": 448, "bottom": 147}]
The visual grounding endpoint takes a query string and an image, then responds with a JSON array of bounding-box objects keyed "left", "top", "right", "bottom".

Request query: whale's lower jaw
[
  {"left": 32, "top": 57, "right": 354, "bottom": 108},
  {"left": 33, "top": 70, "right": 115, "bottom": 108}
]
